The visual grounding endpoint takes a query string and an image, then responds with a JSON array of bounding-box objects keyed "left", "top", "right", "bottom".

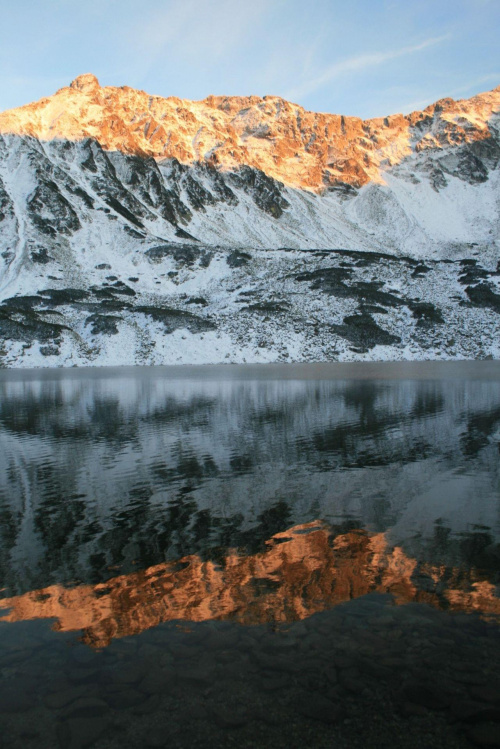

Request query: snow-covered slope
[{"left": 0, "top": 77, "right": 499, "bottom": 367}]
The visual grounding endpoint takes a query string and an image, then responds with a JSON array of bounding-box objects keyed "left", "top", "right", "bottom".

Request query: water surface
[{"left": 0, "top": 362, "right": 499, "bottom": 748}]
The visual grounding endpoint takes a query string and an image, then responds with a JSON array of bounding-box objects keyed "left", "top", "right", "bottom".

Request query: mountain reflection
[
  {"left": 1, "top": 522, "right": 498, "bottom": 648},
  {"left": 0, "top": 365, "right": 499, "bottom": 610}
]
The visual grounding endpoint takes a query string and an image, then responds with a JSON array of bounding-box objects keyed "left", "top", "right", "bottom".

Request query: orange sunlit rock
[{"left": 0, "top": 75, "right": 498, "bottom": 192}]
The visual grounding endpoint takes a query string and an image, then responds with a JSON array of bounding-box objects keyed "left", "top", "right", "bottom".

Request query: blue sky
[{"left": 0, "top": 0, "right": 498, "bottom": 118}]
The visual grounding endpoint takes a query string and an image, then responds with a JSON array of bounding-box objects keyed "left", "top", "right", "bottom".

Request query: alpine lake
[{"left": 0, "top": 361, "right": 499, "bottom": 749}]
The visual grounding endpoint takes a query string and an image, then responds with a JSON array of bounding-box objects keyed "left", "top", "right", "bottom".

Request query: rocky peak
[
  {"left": 69, "top": 73, "right": 100, "bottom": 93},
  {"left": 0, "top": 77, "right": 498, "bottom": 193}
]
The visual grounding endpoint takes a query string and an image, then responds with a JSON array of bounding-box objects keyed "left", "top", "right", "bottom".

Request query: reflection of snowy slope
[{"left": 0, "top": 366, "right": 498, "bottom": 594}]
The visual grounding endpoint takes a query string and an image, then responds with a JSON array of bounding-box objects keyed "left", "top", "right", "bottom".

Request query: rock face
[
  {"left": 0, "top": 74, "right": 498, "bottom": 192},
  {"left": 0, "top": 77, "right": 498, "bottom": 367}
]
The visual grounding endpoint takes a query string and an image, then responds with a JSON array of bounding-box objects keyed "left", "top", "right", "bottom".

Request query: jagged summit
[
  {"left": 0, "top": 75, "right": 498, "bottom": 192},
  {"left": 69, "top": 73, "right": 101, "bottom": 92}
]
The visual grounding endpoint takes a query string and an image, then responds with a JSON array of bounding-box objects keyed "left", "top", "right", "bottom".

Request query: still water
[{"left": 0, "top": 361, "right": 499, "bottom": 748}]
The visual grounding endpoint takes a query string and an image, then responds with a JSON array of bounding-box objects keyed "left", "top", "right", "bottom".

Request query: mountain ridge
[
  {"left": 0, "top": 76, "right": 499, "bottom": 367},
  {"left": 0, "top": 74, "right": 499, "bottom": 193}
]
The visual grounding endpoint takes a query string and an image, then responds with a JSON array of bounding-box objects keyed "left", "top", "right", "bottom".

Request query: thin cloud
[
  {"left": 124, "top": 0, "right": 275, "bottom": 85},
  {"left": 285, "top": 34, "right": 452, "bottom": 102}
]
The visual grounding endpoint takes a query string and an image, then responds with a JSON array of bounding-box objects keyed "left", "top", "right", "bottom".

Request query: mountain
[
  {"left": 3, "top": 73, "right": 499, "bottom": 194},
  {"left": 0, "top": 75, "right": 499, "bottom": 367}
]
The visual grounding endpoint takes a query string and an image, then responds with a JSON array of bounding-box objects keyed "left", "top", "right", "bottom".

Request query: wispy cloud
[
  {"left": 123, "top": 0, "right": 276, "bottom": 85},
  {"left": 285, "top": 34, "right": 451, "bottom": 102}
]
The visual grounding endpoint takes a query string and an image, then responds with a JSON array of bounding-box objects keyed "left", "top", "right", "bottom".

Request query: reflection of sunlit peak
[
  {"left": 446, "top": 581, "right": 500, "bottom": 613},
  {"left": 0, "top": 523, "right": 498, "bottom": 649}
]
